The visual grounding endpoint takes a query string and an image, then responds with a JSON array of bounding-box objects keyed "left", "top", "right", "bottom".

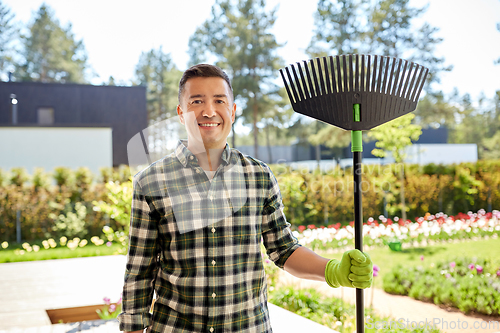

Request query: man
[{"left": 118, "top": 64, "right": 373, "bottom": 333}]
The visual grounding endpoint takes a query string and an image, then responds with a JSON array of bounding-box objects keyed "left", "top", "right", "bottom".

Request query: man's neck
[{"left": 187, "top": 143, "right": 225, "bottom": 171}]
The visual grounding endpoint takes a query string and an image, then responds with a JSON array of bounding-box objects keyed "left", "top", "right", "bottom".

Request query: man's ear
[
  {"left": 177, "top": 105, "right": 185, "bottom": 124},
  {"left": 231, "top": 103, "right": 236, "bottom": 123}
]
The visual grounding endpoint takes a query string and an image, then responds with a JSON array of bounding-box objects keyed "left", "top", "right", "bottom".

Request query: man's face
[{"left": 177, "top": 77, "right": 236, "bottom": 151}]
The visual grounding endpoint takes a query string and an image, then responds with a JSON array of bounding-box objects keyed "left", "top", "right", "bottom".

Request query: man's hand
[{"left": 324, "top": 249, "right": 373, "bottom": 289}]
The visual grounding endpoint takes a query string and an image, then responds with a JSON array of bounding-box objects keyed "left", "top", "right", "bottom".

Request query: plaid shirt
[{"left": 118, "top": 141, "right": 300, "bottom": 333}]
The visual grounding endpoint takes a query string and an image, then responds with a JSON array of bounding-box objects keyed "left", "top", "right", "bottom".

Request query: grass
[
  {"left": 320, "top": 238, "right": 500, "bottom": 288},
  {"left": 0, "top": 243, "right": 123, "bottom": 263}
]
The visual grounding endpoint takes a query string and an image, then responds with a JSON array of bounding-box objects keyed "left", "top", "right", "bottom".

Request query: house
[{"left": 0, "top": 81, "right": 147, "bottom": 173}]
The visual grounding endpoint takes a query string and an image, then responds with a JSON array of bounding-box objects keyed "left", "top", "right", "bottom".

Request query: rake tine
[
  {"left": 284, "top": 67, "right": 300, "bottom": 104},
  {"left": 342, "top": 55, "right": 349, "bottom": 93},
  {"left": 336, "top": 56, "right": 343, "bottom": 93},
  {"left": 297, "top": 62, "right": 310, "bottom": 99},
  {"left": 380, "top": 57, "right": 391, "bottom": 121},
  {"left": 412, "top": 67, "right": 429, "bottom": 103},
  {"left": 291, "top": 65, "right": 306, "bottom": 103},
  {"left": 315, "top": 57, "right": 330, "bottom": 120},
  {"left": 310, "top": 58, "right": 328, "bottom": 121},
  {"left": 360, "top": 55, "right": 366, "bottom": 92},
  {"left": 405, "top": 63, "right": 419, "bottom": 101},
  {"left": 330, "top": 56, "right": 338, "bottom": 93},
  {"left": 279, "top": 69, "right": 295, "bottom": 105},
  {"left": 303, "top": 60, "right": 315, "bottom": 98},
  {"left": 386, "top": 57, "right": 397, "bottom": 96},
  {"left": 354, "top": 54, "right": 360, "bottom": 92},
  {"left": 366, "top": 55, "right": 372, "bottom": 92},
  {"left": 409, "top": 65, "right": 423, "bottom": 102},
  {"left": 323, "top": 57, "right": 332, "bottom": 95},
  {"left": 371, "top": 56, "right": 378, "bottom": 93},
  {"left": 317, "top": 57, "right": 327, "bottom": 96},
  {"left": 349, "top": 54, "right": 354, "bottom": 93}
]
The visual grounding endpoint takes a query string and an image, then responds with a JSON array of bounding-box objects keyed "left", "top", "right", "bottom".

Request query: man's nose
[{"left": 202, "top": 103, "right": 217, "bottom": 117}]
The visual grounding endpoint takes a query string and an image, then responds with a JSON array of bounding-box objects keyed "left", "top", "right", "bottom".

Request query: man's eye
[
  {"left": 216, "top": 100, "right": 225, "bottom": 104},
  {"left": 192, "top": 100, "right": 202, "bottom": 104}
]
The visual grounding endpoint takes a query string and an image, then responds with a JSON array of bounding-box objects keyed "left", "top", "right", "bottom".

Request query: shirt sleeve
[
  {"left": 261, "top": 166, "right": 301, "bottom": 269},
  {"left": 118, "top": 176, "right": 159, "bottom": 332}
]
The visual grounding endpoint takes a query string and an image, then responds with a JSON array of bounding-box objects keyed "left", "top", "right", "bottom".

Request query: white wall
[
  {"left": 405, "top": 144, "right": 478, "bottom": 165},
  {"left": 0, "top": 127, "right": 112, "bottom": 175}
]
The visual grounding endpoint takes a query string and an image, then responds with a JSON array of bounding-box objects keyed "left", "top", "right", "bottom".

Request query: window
[{"left": 37, "top": 107, "right": 54, "bottom": 125}]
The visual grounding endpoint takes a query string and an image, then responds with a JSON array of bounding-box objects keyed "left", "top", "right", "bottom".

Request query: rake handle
[
  {"left": 353, "top": 150, "right": 364, "bottom": 333},
  {"left": 352, "top": 103, "right": 364, "bottom": 333}
]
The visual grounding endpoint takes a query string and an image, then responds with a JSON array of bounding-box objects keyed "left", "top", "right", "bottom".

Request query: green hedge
[
  {"left": 1, "top": 161, "right": 500, "bottom": 241},
  {"left": 271, "top": 160, "right": 500, "bottom": 226},
  {"left": 0, "top": 166, "right": 131, "bottom": 242}
]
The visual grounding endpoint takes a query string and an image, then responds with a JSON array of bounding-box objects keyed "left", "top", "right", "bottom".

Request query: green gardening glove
[{"left": 325, "top": 249, "right": 373, "bottom": 289}]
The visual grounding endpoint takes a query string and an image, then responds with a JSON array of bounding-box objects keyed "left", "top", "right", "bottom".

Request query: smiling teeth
[{"left": 199, "top": 123, "right": 219, "bottom": 127}]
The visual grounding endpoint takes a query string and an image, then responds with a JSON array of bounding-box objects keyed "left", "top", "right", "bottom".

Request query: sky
[{"left": 3, "top": 0, "right": 500, "bottom": 101}]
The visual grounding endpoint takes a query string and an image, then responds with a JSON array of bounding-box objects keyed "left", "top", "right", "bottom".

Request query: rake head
[{"left": 280, "top": 54, "right": 429, "bottom": 131}]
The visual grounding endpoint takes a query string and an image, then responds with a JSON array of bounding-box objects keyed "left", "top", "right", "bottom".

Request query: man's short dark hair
[{"left": 178, "top": 64, "right": 233, "bottom": 103}]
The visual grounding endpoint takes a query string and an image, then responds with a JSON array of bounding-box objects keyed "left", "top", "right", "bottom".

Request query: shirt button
[
  {"left": 212, "top": 260, "right": 216, "bottom": 266},
  {"left": 211, "top": 227, "right": 216, "bottom": 233},
  {"left": 212, "top": 293, "right": 216, "bottom": 299},
  {"left": 190, "top": 156, "right": 194, "bottom": 160},
  {"left": 196, "top": 169, "right": 201, "bottom": 174},
  {"left": 210, "top": 328, "right": 214, "bottom": 332}
]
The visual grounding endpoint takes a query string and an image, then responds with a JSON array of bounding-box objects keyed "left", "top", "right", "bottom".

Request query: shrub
[{"left": 383, "top": 257, "right": 500, "bottom": 316}]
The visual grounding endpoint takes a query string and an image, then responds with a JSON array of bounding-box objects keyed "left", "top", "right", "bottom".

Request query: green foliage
[
  {"left": 9, "top": 167, "right": 29, "bottom": 187},
  {"left": 269, "top": 286, "right": 441, "bottom": 332},
  {"left": 49, "top": 200, "right": 88, "bottom": 239},
  {"left": 93, "top": 180, "right": 133, "bottom": 229},
  {"left": 383, "top": 257, "right": 500, "bottom": 316},
  {"left": 17, "top": 3, "right": 88, "bottom": 83},
  {"left": 134, "top": 47, "right": 182, "bottom": 123},
  {"left": 367, "top": 114, "right": 422, "bottom": 163}
]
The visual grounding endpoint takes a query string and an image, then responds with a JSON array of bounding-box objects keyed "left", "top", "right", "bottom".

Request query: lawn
[
  {"left": 320, "top": 238, "right": 500, "bottom": 288},
  {"left": 0, "top": 243, "right": 123, "bottom": 263}
]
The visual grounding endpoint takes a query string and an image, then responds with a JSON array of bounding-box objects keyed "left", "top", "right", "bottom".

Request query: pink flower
[
  {"left": 420, "top": 255, "right": 424, "bottom": 261},
  {"left": 106, "top": 241, "right": 112, "bottom": 247},
  {"left": 449, "top": 262, "right": 456, "bottom": 268},
  {"left": 496, "top": 269, "right": 500, "bottom": 277},
  {"left": 468, "top": 264, "right": 475, "bottom": 270},
  {"left": 445, "top": 273, "right": 451, "bottom": 278},
  {"left": 109, "top": 304, "right": 116, "bottom": 313},
  {"left": 476, "top": 265, "right": 483, "bottom": 274},
  {"left": 103, "top": 297, "right": 111, "bottom": 305},
  {"left": 117, "top": 296, "right": 122, "bottom": 305},
  {"left": 265, "top": 259, "right": 271, "bottom": 264},
  {"left": 373, "top": 265, "right": 379, "bottom": 277}
]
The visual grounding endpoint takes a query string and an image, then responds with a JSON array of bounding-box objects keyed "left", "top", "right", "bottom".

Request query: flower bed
[
  {"left": 383, "top": 257, "right": 500, "bottom": 316},
  {"left": 268, "top": 286, "right": 441, "bottom": 332},
  {"left": 293, "top": 210, "right": 500, "bottom": 252}
]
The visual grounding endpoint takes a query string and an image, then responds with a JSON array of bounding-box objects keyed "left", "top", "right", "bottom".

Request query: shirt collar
[{"left": 175, "top": 140, "right": 232, "bottom": 167}]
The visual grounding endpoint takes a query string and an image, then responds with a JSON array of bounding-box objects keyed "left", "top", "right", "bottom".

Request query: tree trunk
[
  {"left": 253, "top": 98, "right": 259, "bottom": 159},
  {"left": 400, "top": 165, "right": 407, "bottom": 222},
  {"left": 265, "top": 122, "right": 272, "bottom": 163}
]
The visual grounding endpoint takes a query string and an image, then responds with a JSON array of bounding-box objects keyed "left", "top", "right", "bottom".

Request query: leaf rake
[{"left": 279, "top": 54, "right": 429, "bottom": 333}]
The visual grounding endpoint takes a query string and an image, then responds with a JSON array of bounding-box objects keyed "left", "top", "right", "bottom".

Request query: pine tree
[
  {"left": 17, "top": 4, "right": 88, "bottom": 83},
  {"left": 188, "top": 0, "right": 284, "bottom": 158},
  {"left": 0, "top": 0, "right": 18, "bottom": 80}
]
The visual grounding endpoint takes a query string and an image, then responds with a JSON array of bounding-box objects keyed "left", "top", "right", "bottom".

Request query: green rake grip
[{"left": 351, "top": 104, "right": 363, "bottom": 152}]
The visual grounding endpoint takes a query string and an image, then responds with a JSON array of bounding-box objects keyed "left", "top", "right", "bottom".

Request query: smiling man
[{"left": 118, "top": 64, "right": 373, "bottom": 333}]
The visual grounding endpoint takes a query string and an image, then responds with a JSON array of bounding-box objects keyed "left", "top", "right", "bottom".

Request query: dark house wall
[{"left": 0, "top": 82, "right": 147, "bottom": 166}]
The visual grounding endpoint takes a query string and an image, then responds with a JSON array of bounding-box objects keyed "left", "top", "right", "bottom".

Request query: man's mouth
[{"left": 198, "top": 123, "right": 220, "bottom": 127}]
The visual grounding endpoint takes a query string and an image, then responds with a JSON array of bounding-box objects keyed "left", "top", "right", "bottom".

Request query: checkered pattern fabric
[{"left": 118, "top": 141, "right": 301, "bottom": 333}]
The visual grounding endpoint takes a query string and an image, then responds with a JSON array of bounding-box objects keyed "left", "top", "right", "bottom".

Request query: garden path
[
  {"left": 0, "top": 255, "right": 337, "bottom": 333},
  {"left": 281, "top": 271, "right": 500, "bottom": 333}
]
